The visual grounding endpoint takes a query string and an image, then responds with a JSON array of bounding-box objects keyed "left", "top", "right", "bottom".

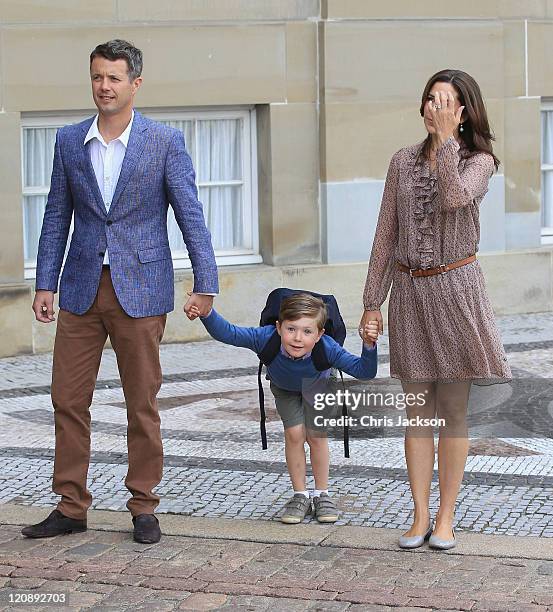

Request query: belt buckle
[
  {"left": 439, "top": 264, "right": 447, "bottom": 274},
  {"left": 409, "top": 268, "right": 416, "bottom": 278}
]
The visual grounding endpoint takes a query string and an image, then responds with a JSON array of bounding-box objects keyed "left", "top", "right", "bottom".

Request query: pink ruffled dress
[{"left": 362, "top": 137, "right": 511, "bottom": 384}]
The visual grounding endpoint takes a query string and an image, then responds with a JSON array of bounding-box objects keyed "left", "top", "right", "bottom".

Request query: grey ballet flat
[
  {"left": 429, "top": 527, "right": 456, "bottom": 550},
  {"left": 398, "top": 521, "right": 433, "bottom": 549}
]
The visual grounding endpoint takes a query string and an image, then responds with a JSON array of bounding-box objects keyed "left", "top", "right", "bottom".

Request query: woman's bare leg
[
  {"left": 402, "top": 382, "right": 437, "bottom": 537},
  {"left": 434, "top": 381, "right": 471, "bottom": 540}
]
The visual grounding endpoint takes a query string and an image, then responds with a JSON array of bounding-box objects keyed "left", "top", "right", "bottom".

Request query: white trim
[
  {"left": 173, "top": 253, "right": 263, "bottom": 270},
  {"left": 541, "top": 106, "right": 553, "bottom": 243},
  {"left": 144, "top": 107, "right": 254, "bottom": 122},
  {"left": 21, "top": 114, "right": 89, "bottom": 128},
  {"left": 524, "top": 19, "right": 529, "bottom": 98},
  {"left": 249, "top": 107, "right": 260, "bottom": 257},
  {"left": 197, "top": 179, "right": 244, "bottom": 187}
]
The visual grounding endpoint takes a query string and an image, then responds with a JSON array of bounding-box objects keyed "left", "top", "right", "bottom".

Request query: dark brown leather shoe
[
  {"left": 21, "top": 509, "right": 87, "bottom": 538},
  {"left": 132, "top": 513, "right": 161, "bottom": 544}
]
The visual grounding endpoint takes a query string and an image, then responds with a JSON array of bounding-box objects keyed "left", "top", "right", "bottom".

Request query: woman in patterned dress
[{"left": 359, "top": 69, "right": 511, "bottom": 549}]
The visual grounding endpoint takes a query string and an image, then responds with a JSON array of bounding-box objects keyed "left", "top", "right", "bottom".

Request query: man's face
[{"left": 90, "top": 56, "right": 141, "bottom": 117}]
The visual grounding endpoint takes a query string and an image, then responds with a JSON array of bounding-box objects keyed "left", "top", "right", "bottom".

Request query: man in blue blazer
[{"left": 22, "top": 40, "right": 219, "bottom": 543}]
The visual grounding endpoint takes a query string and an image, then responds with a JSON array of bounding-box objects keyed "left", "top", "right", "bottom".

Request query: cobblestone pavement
[
  {"left": 0, "top": 313, "right": 552, "bottom": 539},
  {"left": 1, "top": 508, "right": 553, "bottom": 611}
]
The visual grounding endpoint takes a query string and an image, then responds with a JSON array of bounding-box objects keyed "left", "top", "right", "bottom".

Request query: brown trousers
[{"left": 51, "top": 269, "right": 166, "bottom": 519}]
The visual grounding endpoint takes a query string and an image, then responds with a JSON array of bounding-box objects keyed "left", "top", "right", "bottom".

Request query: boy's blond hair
[{"left": 278, "top": 293, "right": 327, "bottom": 331}]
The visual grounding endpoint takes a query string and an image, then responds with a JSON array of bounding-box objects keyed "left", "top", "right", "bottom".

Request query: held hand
[
  {"left": 359, "top": 309, "right": 383, "bottom": 343},
  {"left": 188, "top": 305, "right": 201, "bottom": 320},
  {"left": 428, "top": 90, "right": 464, "bottom": 145},
  {"left": 362, "top": 321, "right": 379, "bottom": 344},
  {"left": 32, "top": 290, "right": 56, "bottom": 323},
  {"left": 184, "top": 292, "right": 213, "bottom": 321}
]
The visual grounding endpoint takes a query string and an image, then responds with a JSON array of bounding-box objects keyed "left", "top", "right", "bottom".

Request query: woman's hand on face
[
  {"left": 428, "top": 90, "right": 464, "bottom": 145},
  {"left": 359, "top": 309, "right": 383, "bottom": 343}
]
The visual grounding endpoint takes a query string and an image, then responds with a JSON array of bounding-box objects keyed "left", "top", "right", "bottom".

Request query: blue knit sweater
[{"left": 200, "top": 309, "right": 378, "bottom": 392}]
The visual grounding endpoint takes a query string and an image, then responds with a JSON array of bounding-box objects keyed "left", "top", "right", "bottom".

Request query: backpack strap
[
  {"left": 311, "top": 342, "right": 332, "bottom": 371},
  {"left": 338, "top": 370, "right": 349, "bottom": 458},
  {"left": 256, "top": 330, "right": 281, "bottom": 451},
  {"left": 257, "top": 361, "right": 268, "bottom": 450},
  {"left": 257, "top": 329, "right": 281, "bottom": 366}
]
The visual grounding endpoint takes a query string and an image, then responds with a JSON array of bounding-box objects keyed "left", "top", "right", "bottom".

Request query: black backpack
[{"left": 256, "top": 288, "right": 351, "bottom": 457}]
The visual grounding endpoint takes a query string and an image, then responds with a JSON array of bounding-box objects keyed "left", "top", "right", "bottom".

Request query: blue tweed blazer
[{"left": 35, "top": 111, "right": 219, "bottom": 317}]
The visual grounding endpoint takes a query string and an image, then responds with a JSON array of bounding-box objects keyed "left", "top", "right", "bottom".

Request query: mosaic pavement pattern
[{"left": 0, "top": 312, "right": 552, "bottom": 536}]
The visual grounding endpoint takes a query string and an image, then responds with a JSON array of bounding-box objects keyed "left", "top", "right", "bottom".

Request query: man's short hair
[
  {"left": 90, "top": 39, "right": 143, "bottom": 81},
  {"left": 278, "top": 293, "right": 327, "bottom": 331}
]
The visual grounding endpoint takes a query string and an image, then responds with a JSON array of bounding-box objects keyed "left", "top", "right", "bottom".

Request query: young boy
[{"left": 189, "top": 294, "right": 378, "bottom": 524}]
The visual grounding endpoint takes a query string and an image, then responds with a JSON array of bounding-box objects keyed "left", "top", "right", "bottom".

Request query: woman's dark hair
[
  {"left": 90, "top": 39, "right": 143, "bottom": 81},
  {"left": 419, "top": 69, "right": 499, "bottom": 170}
]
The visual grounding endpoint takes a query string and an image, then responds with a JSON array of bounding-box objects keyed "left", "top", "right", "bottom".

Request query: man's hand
[
  {"left": 184, "top": 292, "right": 213, "bottom": 321},
  {"left": 32, "top": 290, "right": 56, "bottom": 323}
]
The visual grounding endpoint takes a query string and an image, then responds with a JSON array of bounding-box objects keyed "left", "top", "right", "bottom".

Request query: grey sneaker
[
  {"left": 280, "top": 494, "right": 312, "bottom": 524},
  {"left": 312, "top": 492, "right": 339, "bottom": 523}
]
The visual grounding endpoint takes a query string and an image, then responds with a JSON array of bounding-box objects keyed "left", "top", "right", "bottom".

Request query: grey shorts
[{"left": 270, "top": 382, "right": 310, "bottom": 429}]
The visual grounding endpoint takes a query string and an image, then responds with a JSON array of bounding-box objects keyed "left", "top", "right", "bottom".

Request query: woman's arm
[
  {"left": 436, "top": 138, "right": 494, "bottom": 210},
  {"left": 362, "top": 152, "right": 400, "bottom": 312}
]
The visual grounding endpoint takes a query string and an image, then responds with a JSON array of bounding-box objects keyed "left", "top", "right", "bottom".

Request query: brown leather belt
[{"left": 397, "top": 255, "right": 476, "bottom": 278}]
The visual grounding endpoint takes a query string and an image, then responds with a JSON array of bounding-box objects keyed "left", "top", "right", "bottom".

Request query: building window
[
  {"left": 541, "top": 105, "right": 553, "bottom": 245},
  {"left": 21, "top": 108, "right": 260, "bottom": 279},
  {"left": 153, "top": 109, "right": 259, "bottom": 268}
]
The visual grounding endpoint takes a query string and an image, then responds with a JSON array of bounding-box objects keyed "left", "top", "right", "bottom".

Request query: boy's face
[{"left": 276, "top": 316, "right": 324, "bottom": 358}]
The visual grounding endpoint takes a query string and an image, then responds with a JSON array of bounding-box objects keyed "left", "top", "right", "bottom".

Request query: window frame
[
  {"left": 21, "top": 106, "right": 261, "bottom": 280},
  {"left": 21, "top": 114, "right": 85, "bottom": 278},
  {"left": 541, "top": 101, "right": 553, "bottom": 245},
  {"left": 147, "top": 107, "right": 260, "bottom": 268}
]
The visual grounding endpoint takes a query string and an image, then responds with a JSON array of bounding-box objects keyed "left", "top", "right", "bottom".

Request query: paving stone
[
  {"left": 179, "top": 592, "right": 229, "bottom": 610},
  {"left": 144, "top": 589, "right": 191, "bottom": 602},
  {"left": 80, "top": 571, "right": 144, "bottom": 586},
  {"left": 76, "top": 582, "right": 118, "bottom": 594},
  {"left": 335, "top": 591, "right": 411, "bottom": 606},
  {"left": 132, "top": 601, "right": 178, "bottom": 611},
  {"left": 65, "top": 542, "right": 114, "bottom": 556},
  {"left": 8, "top": 577, "right": 46, "bottom": 589},
  {"left": 10, "top": 566, "right": 81, "bottom": 581},
  {"left": 64, "top": 590, "right": 106, "bottom": 608},
  {"left": 97, "top": 585, "right": 155, "bottom": 607},
  {"left": 71, "top": 561, "right": 129, "bottom": 574},
  {"left": 407, "top": 596, "right": 475, "bottom": 611},
  {"left": 140, "top": 576, "right": 208, "bottom": 592}
]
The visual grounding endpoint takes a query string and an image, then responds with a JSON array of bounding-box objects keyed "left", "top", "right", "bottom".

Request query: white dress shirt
[{"left": 84, "top": 111, "right": 134, "bottom": 264}]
